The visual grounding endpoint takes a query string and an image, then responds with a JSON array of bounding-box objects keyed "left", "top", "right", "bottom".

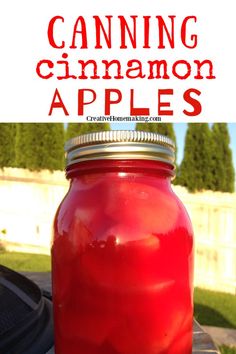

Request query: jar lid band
[{"left": 65, "top": 130, "right": 175, "bottom": 167}]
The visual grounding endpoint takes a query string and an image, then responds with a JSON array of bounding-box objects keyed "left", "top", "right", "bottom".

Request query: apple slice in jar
[
  {"left": 105, "top": 180, "right": 179, "bottom": 235},
  {"left": 58, "top": 307, "right": 117, "bottom": 346},
  {"left": 79, "top": 232, "right": 162, "bottom": 293},
  {"left": 109, "top": 294, "right": 187, "bottom": 354}
]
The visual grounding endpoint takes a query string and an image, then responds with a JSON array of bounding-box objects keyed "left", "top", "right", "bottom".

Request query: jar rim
[{"left": 65, "top": 130, "right": 175, "bottom": 168}]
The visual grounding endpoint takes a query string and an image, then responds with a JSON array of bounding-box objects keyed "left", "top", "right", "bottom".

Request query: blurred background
[{"left": 0, "top": 122, "right": 236, "bottom": 352}]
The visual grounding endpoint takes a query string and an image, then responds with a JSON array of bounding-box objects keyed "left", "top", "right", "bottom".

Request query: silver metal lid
[{"left": 65, "top": 130, "right": 175, "bottom": 167}]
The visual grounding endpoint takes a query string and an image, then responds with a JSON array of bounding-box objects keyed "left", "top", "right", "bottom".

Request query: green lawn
[
  {"left": 194, "top": 287, "right": 236, "bottom": 329},
  {"left": 220, "top": 345, "right": 236, "bottom": 354},
  {"left": 0, "top": 251, "right": 51, "bottom": 272}
]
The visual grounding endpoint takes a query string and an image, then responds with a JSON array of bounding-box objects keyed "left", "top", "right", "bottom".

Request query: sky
[{"left": 110, "top": 123, "right": 236, "bottom": 170}]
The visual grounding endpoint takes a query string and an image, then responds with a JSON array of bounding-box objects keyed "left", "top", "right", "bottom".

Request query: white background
[{"left": 0, "top": 0, "right": 235, "bottom": 122}]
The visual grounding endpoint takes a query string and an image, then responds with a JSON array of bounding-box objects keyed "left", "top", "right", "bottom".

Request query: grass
[
  {"left": 219, "top": 345, "right": 236, "bottom": 354},
  {"left": 194, "top": 287, "right": 236, "bottom": 329},
  {"left": 0, "top": 251, "right": 51, "bottom": 272}
]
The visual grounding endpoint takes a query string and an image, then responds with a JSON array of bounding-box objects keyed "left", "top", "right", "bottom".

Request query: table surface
[{"left": 22, "top": 272, "right": 220, "bottom": 354}]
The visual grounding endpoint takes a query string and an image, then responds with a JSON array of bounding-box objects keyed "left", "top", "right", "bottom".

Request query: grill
[
  {"left": 0, "top": 286, "right": 31, "bottom": 336},
  {"left": 0, "top": 265, "right": 53, "bottom": 354}
]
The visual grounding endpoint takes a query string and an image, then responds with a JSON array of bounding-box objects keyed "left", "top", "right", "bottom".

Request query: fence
[
  {"left": 0, "top": 168, "right": 236, "bottom": 294},
  {"left": 174, "top": 186, "right": 236, "bottom": 294}
]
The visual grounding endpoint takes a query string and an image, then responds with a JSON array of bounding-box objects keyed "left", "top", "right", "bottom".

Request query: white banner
[{"left": 0, "top": 0, "right": 235, "bottom": 122}]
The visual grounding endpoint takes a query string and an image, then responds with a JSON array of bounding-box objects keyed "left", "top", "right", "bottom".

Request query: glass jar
[{"left": 52, "top": 130, "right": 194, "bottom": 354}]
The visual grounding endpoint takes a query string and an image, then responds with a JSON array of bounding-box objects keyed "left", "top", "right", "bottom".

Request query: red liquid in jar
[{"left": 52, "top": 160, "right": 194, "bottom": 354}]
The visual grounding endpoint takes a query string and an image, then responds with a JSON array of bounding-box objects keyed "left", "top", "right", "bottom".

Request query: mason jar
[{"left": 52, "top": 130, "right": 194, "bottom": 354}]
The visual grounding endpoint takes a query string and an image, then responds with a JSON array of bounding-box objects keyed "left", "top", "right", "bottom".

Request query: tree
[
  {"left": 0, "top": 123, "right": 17, "bottom": 168},
  {"left": 66, "top": 123, "right": 110, "bottom": 141},
  {"left": 15, "top": 123, "right": 64, "bottom": 171},
  {"left": 211, "top": 123, "right": 235, "bottom": 192},
  {"left": 178, "top": 123, "right": 213, "bottom": 192},
  {"left": 15, "top": 124, "right": 32, "bottom": 169}
]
